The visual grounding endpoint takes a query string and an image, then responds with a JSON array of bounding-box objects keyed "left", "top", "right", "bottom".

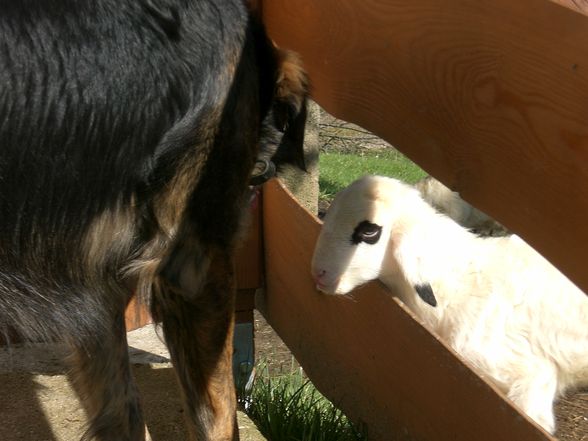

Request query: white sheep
[
  {"left": 415, "top": 176, "right": 509, "bottom": 236},
  {"left": 311, "top": 175, "right": 588, "bottom": 435}
]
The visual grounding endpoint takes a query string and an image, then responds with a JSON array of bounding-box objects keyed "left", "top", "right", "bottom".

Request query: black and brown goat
[{"left": 0, "top": 1, "right": 307, "bottom": 440}]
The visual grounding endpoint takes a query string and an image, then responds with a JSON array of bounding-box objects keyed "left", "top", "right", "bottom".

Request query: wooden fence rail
[
  {"left": 255, "top": 1, "right": 588, "bottom": 440},
  {"left": 259, "top": 0, "right": 588, "bottom": 295}
]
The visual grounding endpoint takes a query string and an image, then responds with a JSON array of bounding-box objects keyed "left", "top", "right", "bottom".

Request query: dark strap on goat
[{"left": 249, "top": 159, "right": 276, "bottom": 186}]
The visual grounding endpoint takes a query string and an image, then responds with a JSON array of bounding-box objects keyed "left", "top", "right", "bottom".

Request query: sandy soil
[
  {"left": 0, "top": 312, "right": 585, "bottom": 441},
  {"left": 0, "top": 326, "right": 266, "bottom": 441}
]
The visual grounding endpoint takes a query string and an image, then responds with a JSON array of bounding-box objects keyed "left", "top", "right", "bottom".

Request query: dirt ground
[
  {"left": 0, "top": 326, "right": 265, "bottom": 441},
  {"left": 0, "top": 314, "right": 585, "bottom": 441}
]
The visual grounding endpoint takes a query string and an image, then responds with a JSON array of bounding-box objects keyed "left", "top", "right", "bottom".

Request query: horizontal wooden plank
[
  {"left": 260, "top": 178, "right": 552, "bottom": 441},
  {"left": 124, "top": 296, "right": 152, "bottom": 332},
  {"left": 260, "top": 0, "right": 588, "bottom": 294}
]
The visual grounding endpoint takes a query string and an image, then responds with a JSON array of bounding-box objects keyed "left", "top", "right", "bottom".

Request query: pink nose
[{"left": 312, "top": 269, "right": 328, "bottom": 286}]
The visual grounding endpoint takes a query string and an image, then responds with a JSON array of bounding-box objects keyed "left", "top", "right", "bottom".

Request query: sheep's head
[{"left": 311, "top": 175, "right": 420, "bottom": 295}]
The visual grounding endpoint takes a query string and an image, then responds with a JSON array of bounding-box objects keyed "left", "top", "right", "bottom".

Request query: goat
[
  {"left": 415, "top": 176, "right": 509, "bottom": 236},
  {"left": 311, "top": 175, "right": 588, "bottom": 434},
  {"left": 0, "top": 1, "right": 307, "bottom": 440}
]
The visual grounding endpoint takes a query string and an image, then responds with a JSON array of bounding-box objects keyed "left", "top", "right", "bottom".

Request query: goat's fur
[
  {"left": 312, "top": 175, "right": 588, "bottom": 434},
  {"left": 415, "top": 176, "right": 509, "bottom": 236},
  {"left": 0, "top": 1, "right": 308, "bottom": 440}
]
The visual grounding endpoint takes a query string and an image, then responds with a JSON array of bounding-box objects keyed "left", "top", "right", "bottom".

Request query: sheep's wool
[{"left": 311, "top": 175, "right": 588, "bottom": 434}]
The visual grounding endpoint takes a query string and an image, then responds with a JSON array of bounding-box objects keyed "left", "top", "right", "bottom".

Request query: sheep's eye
[{"left": 351, "top": 221, "right": 382, "bottom": 245}]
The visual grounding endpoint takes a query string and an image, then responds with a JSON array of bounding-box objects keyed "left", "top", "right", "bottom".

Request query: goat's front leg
[{"left": 153, "top": 248, "right": 238, "bottom": 441}]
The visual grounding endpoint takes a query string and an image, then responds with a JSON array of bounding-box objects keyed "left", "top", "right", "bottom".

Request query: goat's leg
[
  {"left": 67, "top": 307, "right": 145, "bottom": 441},
  {"left": 154, "top": 248, "right": 238, "bottom": 441}
]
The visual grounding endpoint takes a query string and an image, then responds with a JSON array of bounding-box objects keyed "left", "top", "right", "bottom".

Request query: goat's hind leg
[
  {"left": 153, "top": 248, "right": 238, "bottom": 441},
  {"left": 67, "top": 304, "right": 145, "bottom": 441}
]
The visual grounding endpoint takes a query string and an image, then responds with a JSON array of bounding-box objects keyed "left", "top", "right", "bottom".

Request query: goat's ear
[
  {"left": 270, "top": 48, "right": 309, "bottom": 171},
  {"left": 274, "top": 49, "right": 308, "bottom": 129}
]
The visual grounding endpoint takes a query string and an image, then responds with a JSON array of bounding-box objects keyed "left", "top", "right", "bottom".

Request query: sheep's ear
[
  {"left": 269, "top": 48, "right": 309, "bottom": 171},
  {"left": 415, "top": 283, "right": 437, "bottom": 307}
]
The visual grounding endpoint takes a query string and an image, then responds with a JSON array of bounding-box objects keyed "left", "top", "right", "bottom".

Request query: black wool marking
[
  {"left": 351, "top": 220, "right": 382, "bottom": 245},
  {"left": 415, "top": 283, "right": 437, "bottom": 307}
]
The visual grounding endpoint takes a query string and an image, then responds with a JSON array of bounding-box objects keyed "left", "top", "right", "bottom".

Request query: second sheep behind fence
[{"left": 415, "top": 176, "right": 509, "bottom": 236}]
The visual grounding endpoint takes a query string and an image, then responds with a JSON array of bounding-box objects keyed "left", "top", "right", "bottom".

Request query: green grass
[
  {"left": 319, "top": 149, "right": 427, "bottom": 200},
  {"left": 240, "top": 366, "right": 367, "bottom": 441}
]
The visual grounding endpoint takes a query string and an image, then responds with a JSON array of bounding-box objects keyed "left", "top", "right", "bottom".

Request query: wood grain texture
[
  {"left": 261, "top": 0, "right": 588, "bottom": 294},
  {"left": 260, "top": 179, "right": 553, "bottom": 441},
  {"left": 550, "top": 0, "right": 588, "bottom": 14}
]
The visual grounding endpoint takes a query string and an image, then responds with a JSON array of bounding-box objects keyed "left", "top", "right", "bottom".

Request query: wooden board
[
  {"left": 260, "top": 0, "right": 588, "bottom": 294},
  {"left": 124, "top": 296, "right": 152, "bottom": 332},
  {"left": 260, "top": 178, "right": 553, "bottom": 441}
]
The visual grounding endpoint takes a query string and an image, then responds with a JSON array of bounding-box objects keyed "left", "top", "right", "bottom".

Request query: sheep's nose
[
  {"left": 312, "top": 269, "right": 331, "bottom": 291},
  {"left": 312, "top": 269, "right": 328, "bottom": 287},
  {"left": 311, "top": 268, "right": 339, "bottom": 293}
]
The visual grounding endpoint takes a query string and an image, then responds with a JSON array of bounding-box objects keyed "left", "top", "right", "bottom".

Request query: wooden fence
[
  {"left": 258, "top": 0, "right": 588, "bottom": 294},
  {"left": 127, "top": 1, "right": 587, "bottom": 440},
  {"left": 253, "top": 0, "right": 588, "bottom": 440},
  {"left": 260, "top": 179, "right": 553, "bottom": 441},
  {"left": 1, "top": 1, "right": 583, "bottom": 438}
]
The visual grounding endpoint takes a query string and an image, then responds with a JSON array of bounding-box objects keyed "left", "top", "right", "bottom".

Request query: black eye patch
[{"left": 351, "top": 220, "right": 383, "bottom": 245}]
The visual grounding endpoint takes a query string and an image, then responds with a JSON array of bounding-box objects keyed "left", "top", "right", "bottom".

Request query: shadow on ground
[{"left": 0, "top": 327, "right": 264, "bottom": 441}]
